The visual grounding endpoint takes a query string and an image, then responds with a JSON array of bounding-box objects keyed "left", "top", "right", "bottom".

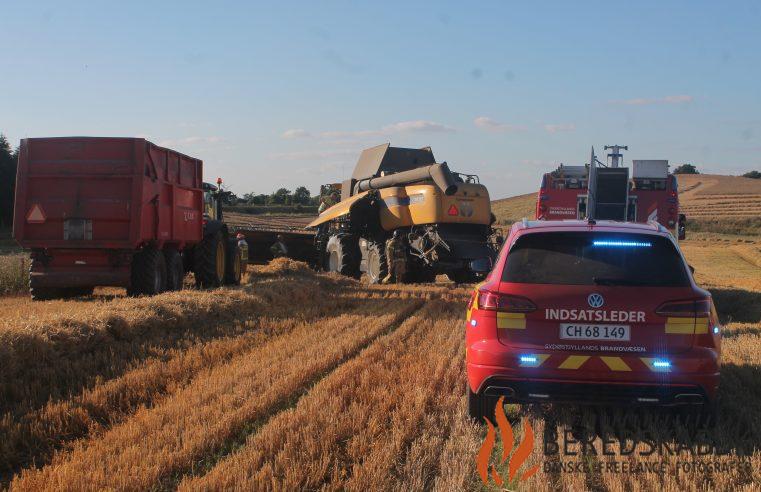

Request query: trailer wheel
[
  {"left": 164, "top": 249, "right": 184, "bottom": 291},
  {"left": 365, "top": 240, "right": 388, "bottom": 285},
  {"left": 224, "top": 240, "right": 242, "bottom": 285},
  {"left": 194, "top": 231, "right": 226, "bottom": 288},
  {"left": 325, "top": 234, "right": 361, "bottom": 279},
  {"left": 129, "top": 247, "right": 167, "bottom": 296},
  {"left": 468, "top": 386, "right": 499, "bottom": 424}
]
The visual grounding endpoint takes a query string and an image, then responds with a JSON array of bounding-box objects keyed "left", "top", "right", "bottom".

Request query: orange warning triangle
[{"left": 26, "top": 204, "right": 46, "bottom": 224}]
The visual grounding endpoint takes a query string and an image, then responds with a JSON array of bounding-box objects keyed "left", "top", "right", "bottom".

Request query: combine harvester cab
[
  {"left": 308, "top": 143, "right": 500, "bottom": 284},
  {"left": 13, "top": 137, "right": 242, "bottom": 300},
  {"left": 535, "top": 145, "right": 685, "bottom": 239}
]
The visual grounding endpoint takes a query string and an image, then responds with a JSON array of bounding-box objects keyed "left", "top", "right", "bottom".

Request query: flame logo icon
[{"left": 476, "top": 396, "right": 539, "bottom": 486}]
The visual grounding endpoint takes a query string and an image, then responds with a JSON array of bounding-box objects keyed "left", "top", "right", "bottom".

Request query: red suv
[{"left": 466, "top": 220, "right": 720, "bottom": 421}]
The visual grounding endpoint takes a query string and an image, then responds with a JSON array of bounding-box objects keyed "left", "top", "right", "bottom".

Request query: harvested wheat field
[
  {"left": 1, "top": 244, "right": 760, "bottom": 491},
  {"left": 678, "top": 174, "right": 761, "bottom": 219}
]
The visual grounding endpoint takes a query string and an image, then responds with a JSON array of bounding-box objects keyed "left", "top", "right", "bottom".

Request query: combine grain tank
[{"left": 308, "top": 143, "right": 500, "bottom": 284}]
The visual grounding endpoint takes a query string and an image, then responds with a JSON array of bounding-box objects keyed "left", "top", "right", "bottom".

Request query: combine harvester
[
  {"left": 309, "top": 143, "right": 500, "bottom": 283},
  {"left": 536, "top": 145, "right": 686, "bottom": 238},
  {"left": 13, "top": 137, "right": 245, "bottom": 299}
]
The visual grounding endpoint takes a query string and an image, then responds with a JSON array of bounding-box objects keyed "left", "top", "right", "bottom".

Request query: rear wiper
[{"left": 592, "top": 277, "right": 650, "bottom": 286}]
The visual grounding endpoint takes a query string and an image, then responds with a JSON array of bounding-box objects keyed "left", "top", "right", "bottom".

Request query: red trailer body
[{"left": 13, "top": 137, "right": 204, "bottom": 289}]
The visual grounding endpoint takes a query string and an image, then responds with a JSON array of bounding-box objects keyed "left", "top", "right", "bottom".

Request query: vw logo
[{"left": 588, "top": 293, "right": 604, "bottom": 308}]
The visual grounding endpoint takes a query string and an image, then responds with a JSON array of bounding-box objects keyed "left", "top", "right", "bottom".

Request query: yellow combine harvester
[{"left": 308, "top": 143, "right": 500, "bottom": 283}]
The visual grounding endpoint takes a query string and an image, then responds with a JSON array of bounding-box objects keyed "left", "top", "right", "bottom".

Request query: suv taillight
[
  {"left": 478, "top": 291, "right": 536, "bottom": 313},
  {"left": 656, "top": 298, "right": 711, "bottom": 317}
]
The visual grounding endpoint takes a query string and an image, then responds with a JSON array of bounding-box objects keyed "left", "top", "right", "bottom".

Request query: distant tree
[
  {"left": 673, "top": 163, "right": 699, "bottom": 174},
  {"left": 293, "top": 186, "right": 311, "bottom": 205},
  {"left": 241, "top": 192, "right": 258, "bottom": 204},
  {"left": 268, "top": 188, "right": 291, "bottom": 205},
  {"left": 0, "top": 135, "right": 18, "bottom": 228},
  {"left": 742, "top": 170, "right": 761, "bottom": 179}
]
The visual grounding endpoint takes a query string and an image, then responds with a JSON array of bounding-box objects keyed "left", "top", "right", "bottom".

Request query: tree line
[
  {"left": 234, "top": 186, "right": 319, "bottom": 206},
  {"left": 0, "top": 135, "right": 18, "bottom": 228}
]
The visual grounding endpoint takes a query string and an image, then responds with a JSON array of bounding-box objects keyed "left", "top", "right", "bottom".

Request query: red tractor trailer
[
  {"left": 536, "top": 145, "right": 686, "bottom": 239},
  {"left": 13, "top": 137, "right": 243, "bottom": 300}
]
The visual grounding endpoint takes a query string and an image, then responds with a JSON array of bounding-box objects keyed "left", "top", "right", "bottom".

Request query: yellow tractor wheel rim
[{"left": 216, "top": 241, "right": 225, "bottom": 280}]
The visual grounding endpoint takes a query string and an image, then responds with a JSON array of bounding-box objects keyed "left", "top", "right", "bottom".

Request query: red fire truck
[{"left": 535, "top": 145, "right": 685, "bottom": 239}]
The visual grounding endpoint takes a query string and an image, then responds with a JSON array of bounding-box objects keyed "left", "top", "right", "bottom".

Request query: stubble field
[{"left": 0, "top": 236, "right": 759, "bottom": 490}]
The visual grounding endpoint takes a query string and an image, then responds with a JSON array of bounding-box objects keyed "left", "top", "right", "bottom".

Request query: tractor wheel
[
  {"left": 164, "top": 249, "right": 184, "bottom": 291},
  {"left": 468, "top": 386, "right": 500, "bottom": 424},
  {"left": 224, "top": 240, "right": 242, "bottom": 285},
  {"left": 325, "top": 234, "right": 361, "bottom": 278},
  {"left": 129, "top": 246, "right": 167, "bottom": 296},
  {"left": 194, "top": 231, "right": 226, "bottom": 288},
  {"left": 365, "top": 240, "right": 388, "bottom": 285}
]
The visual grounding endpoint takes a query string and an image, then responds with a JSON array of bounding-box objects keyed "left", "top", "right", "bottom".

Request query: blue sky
[{"left": 2, "top": 1, "right": 760, "bottom": 199}]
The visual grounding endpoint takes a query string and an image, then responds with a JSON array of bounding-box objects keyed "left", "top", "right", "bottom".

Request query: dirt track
[{"left": 1, "top": 243, "right": 760, "bottom": 491}]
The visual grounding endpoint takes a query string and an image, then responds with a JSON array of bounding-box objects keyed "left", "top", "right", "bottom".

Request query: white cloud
[
  {"left": 610, "top": 94, "right": 694, "bottom": 106},
  {"left": 543, "top": 124, "right": 576, "bottom": 134},
  {"left": 381, "top": 120, "right": 455, "bottom": 133},
  {"left": 473, "top": 116, "right": 526, "bottom": 133},
  {"left": 280, "top": 119, "right": 455, "bottom": 142},
  {"left": 157, "top": 136, "right": 224, "bottom": 147},
  {"left": 319, "top": 129, "right": 383, "bottom": 139},
  {"left": 269, "top": 149, "right": 357, "bottom": 161},
  {"left": 281, "top": 129, "right": 311, "bottom": 139}
]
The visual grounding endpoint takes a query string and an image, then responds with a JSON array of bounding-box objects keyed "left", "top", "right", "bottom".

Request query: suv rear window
[{"left": 502, "top": 232, "right": 689, "bottom": 286}]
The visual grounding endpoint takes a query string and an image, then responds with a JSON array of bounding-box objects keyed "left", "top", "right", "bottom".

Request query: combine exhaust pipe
[{"left": 354, "top": 162, "right": 458, "bottom": 196}]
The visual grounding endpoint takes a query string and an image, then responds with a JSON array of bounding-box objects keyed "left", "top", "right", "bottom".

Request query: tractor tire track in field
[
  {"left": 178, "top": 298, "right": 478, "bottom": 491},
  {"left": 0, "top": 267, "right": 366, "bottom": 482},
  {"left": 9, "top": 293, "right": 425, "bottom": 491},
  {"left": 0, "top": 295, "right": 369, "bottom": 483}
]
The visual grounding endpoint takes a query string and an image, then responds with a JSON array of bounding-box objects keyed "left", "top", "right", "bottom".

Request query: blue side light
[
  {"left": 470, "top": 319, "right": 477, "bottom": 327},
  {"left": 592, "top": 240, "right": 652, "bottom": 247},
  {"left": 652, "top": 360, "right": 671, "bottom": 368},
  {"left": 520, "top": 355, "right": 538, "bottom": 364},
  {"left": 713, "top": 326, "right": 720, "bottom": 334}
]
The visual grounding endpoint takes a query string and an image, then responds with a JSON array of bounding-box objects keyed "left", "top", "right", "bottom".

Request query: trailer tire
[
  {"left": 129, "top": 247, "right": 167, "bottom": 296},
  {"left": 325, "top": 234, "right": 361, "bottom": 279},
  {"left": 468, "top": 386, "right": 499, "bottom": 424},
  {"left": 365, "top": 240, "right": 388, "bottom": 285},
  {"left": 30, "top": 286, "right": 60, "bottom": 301},
  {"left": 224, "top": 240, "right": 242, "bottom": 285},
  {"left": 194, "top": 231, "right": 226, "bottom": 288},
  {"left": 164, "top": 249, "right": 184, "bottom": 291}
]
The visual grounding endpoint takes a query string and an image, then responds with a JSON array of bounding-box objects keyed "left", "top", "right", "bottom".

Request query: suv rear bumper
[{"left": 467, "top": 341, "right": 720, "bottom": 405}]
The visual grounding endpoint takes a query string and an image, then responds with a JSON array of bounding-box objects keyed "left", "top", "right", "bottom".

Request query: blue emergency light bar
[
  {"left": 520, "top": 355, "right": 538, "bottom": 364},
  {"left": 652, "top": 360, "right": 671, "bottom": 368},
  {"left": 592, "top": 240, "right": 652, "bottom": 248}
]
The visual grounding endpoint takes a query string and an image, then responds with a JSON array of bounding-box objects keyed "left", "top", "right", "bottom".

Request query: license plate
[{"left": 559, "top": 323, "right": 630, "bottom": 341}]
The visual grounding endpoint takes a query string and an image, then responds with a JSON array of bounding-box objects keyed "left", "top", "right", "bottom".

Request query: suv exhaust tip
[
  {"left": 674, "top": 393, "right": 705, "bottom": 405},
  {"left": 484, "top": 386, "right": 516, "bottom": 397}
]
